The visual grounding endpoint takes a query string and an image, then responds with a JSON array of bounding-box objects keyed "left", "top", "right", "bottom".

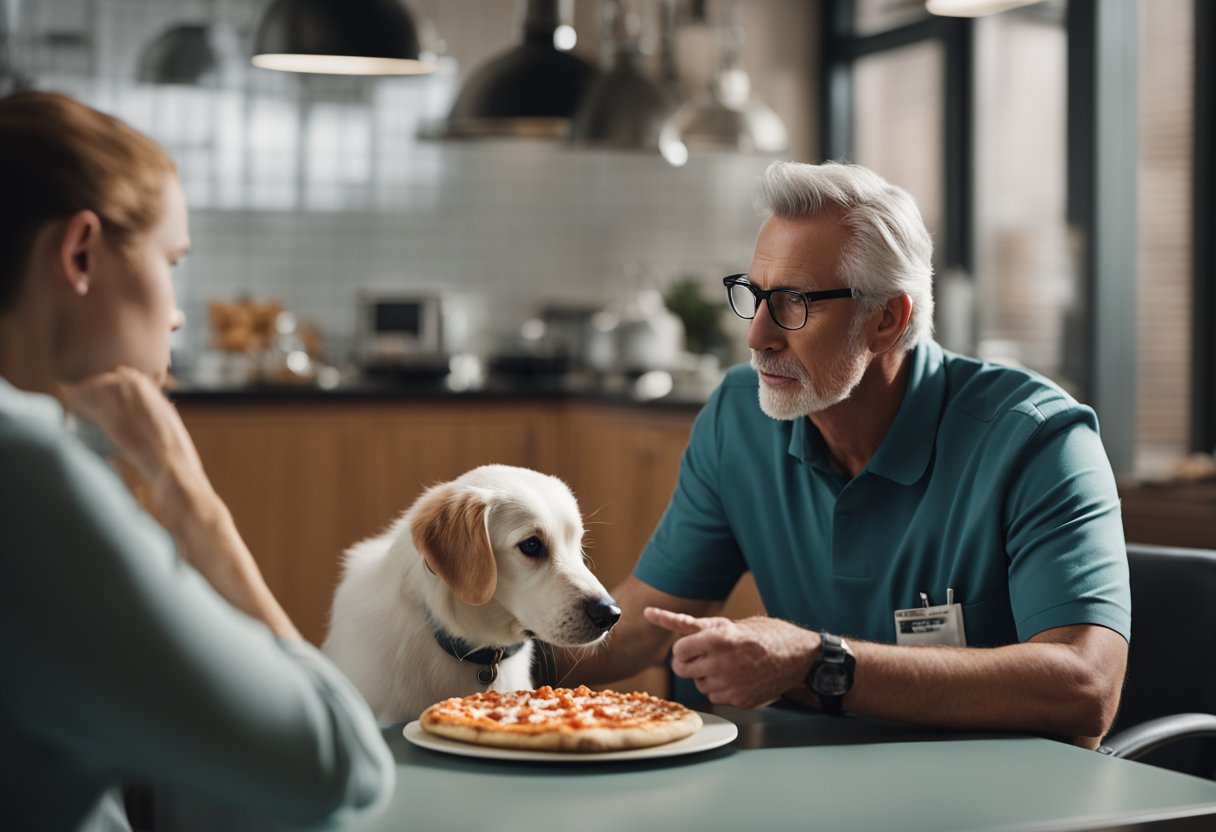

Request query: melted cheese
[{"left": 428, "top": 685, "right": 691, "bottom": 733}]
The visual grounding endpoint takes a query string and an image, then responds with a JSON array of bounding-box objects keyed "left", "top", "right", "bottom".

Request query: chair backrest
[{"left": 1109, "top": 543, "right": 1216, "bottom": 777}]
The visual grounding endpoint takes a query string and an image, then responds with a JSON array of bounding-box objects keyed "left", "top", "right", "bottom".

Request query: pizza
[{"left": 419, "top": 685, "right": 703, "bottom": 752}]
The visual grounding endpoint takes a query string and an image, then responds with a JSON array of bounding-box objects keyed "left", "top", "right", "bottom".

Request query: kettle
[{"left": 615, "top": 288, "right": 685, "bottom": 373}]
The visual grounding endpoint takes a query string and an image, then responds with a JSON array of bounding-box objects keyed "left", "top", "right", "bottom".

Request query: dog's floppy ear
[{"left": 410, "top": 482, "right": 497, "bottom": 606}]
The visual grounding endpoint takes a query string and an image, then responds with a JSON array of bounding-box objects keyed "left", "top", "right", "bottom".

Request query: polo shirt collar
[
  {"left": 788, "top": 413, "right": 829, "bottom": 472},
  {"left": 787, "top": 340, "right": 946, "bottom": 486},
  {"left": 864, "top": 340, "right": 945, "bottom": 485},
  {"left": 0, "top": 374, "right": 65, "bottom": 428}
]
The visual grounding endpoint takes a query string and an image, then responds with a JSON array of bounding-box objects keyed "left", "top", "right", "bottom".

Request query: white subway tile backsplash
[{"left": 25, "top": 0, "right": 773, "bottom": 367}]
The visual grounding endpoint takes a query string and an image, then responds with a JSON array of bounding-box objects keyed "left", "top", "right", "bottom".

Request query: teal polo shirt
[{"left": 634, "top": 340, "right": 1130, "bottom": 647}]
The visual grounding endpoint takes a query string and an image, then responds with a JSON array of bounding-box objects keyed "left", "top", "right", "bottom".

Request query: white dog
[{"left": 323, "top": 464, "right": 621, "bottom": 723}]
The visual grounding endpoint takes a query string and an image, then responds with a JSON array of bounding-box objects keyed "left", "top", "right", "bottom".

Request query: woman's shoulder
[
  {"left": 0, "top": 408, "right": 78, "bottom": 484},
  {"left": 0, "top": 406, "right": 168, "bottom": 566}
]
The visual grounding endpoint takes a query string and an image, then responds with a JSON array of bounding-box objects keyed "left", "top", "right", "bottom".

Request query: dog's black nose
[{"left": 584, "top": 597, "right": 621, "bottom": 632}]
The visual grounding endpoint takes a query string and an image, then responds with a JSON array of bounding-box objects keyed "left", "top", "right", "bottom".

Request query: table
[{"left": 343, "top": 705, "right": 1216, "bottom": 832}]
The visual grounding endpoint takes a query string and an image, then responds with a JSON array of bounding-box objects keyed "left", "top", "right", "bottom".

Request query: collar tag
[
  {"left": 426, "top": 610, "right": 524, "bottom": 687},
  {"left": 476, "top": 648, "right": 505, "bottom": 686}
]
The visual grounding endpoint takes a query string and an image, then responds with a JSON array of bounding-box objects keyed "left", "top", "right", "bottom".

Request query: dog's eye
[{"left": 517, "top": 536, "right": 546, "bottom": 558}]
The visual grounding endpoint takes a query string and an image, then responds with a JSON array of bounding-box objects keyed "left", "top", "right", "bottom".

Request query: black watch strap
[
  {"left": 807, "top": 632, "right": 854, "bottom": 716},
  {"left": 818, "top": 695, "right": 845, "bottom": 715}
]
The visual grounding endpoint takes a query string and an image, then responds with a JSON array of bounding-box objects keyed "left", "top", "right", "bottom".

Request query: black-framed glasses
[{"left": 722, "top": 274, "right": 856, "bottom": 331}]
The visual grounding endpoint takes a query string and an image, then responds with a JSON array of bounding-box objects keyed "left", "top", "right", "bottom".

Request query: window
[
  {"left": 820, "top": 0, "right": 1207, "bottom": 476},
  {"left": 854, "top": 40, "right": 945, "bottom": 262},
  {"left": 1135, "top": 0, "right": 1194, "bottom": 474},
  {"left": 972, "top": 9, "right": 1075, "bottom": 392}
]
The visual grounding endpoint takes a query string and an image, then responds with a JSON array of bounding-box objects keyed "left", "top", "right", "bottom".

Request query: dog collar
[{"left": 427, "top": 618, "right": 528, "bottom": 686}]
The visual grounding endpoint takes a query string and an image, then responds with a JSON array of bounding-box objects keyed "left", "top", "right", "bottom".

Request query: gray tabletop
[{"left": 339, "top": 705, "right": 1216, "bottom": 832}]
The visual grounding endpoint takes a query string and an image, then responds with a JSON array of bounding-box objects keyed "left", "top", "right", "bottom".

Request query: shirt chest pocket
[{"left": 960, "top": 586, "right": 1018, "bottom": 647}]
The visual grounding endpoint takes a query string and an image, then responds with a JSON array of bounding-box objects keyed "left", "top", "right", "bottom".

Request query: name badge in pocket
[{"left": 894, "top": 590, "right": 967, "bottom": 647}]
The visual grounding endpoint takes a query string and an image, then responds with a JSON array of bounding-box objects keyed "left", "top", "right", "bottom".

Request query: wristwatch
[{"left": 806, "top": 632, "right": 855, "bottom": 715}]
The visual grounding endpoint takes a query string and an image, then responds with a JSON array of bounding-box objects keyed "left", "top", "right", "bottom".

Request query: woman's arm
[
  {"left": 61, "top": 368, "right": 297, "bottom": 639},
  {"left": 0, "top": 370, "right": 400, "bottom": 820}
]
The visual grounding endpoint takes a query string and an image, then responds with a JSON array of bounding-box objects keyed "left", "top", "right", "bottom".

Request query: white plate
[{"left": 402, "top": 712, "right": 737, "bottom": 763}]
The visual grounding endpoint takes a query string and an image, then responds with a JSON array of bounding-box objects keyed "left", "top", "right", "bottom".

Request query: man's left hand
[{"left": 643, "top": 607, "right": 818, "bottom": 709}]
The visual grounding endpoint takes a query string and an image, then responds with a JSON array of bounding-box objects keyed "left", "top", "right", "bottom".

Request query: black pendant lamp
[
  {"left": 138, "top": 24, "right": 217, "bottom": 85},
  {"left": 443, "top": 0, "right": 598, "bottom": 139},
  {"left": 251, "top": 0, "right": 435, "bottom": 76}
]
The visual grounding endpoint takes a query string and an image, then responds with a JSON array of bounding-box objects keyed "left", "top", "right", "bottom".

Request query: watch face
[{"left": 814, "top": 665, "right": 849, "bottom": 696}]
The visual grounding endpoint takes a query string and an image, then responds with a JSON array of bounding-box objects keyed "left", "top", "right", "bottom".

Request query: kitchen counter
[{"left": 168, "top": 371, "right": 714, "bottom": 411}]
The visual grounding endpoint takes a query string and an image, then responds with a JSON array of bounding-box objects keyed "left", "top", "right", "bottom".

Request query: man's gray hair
[{"left": 757, "top": 161, "right": 934, "bottom": 351}]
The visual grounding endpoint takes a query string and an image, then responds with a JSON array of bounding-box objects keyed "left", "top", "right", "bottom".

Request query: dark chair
[{"left": 1097, "top": 543, "right": 1216, "bottom": 779}]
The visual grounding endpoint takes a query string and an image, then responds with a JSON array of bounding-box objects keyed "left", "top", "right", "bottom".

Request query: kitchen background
[
  {"left": 0, "top": 0, "right": 1207, "bottom": 481},
  {"left": 4, "top": 0, "right": 1210, "bottom": 648},
  {"left": 5, "top": 0, "right": 817, "bottom": 376}
]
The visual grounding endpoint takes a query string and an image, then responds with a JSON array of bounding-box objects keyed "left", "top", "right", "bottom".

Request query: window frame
[
  {"left": 1192, "top": 0, "right": 1214, "bottom": 453},
  {"left": 819, "top": 0, "right": 1213, "bottom": 469},
  {"left": 818, "top": 2, "right": 973, "bottom": 275}
]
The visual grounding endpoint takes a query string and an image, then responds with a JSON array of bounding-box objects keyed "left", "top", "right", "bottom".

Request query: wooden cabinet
[
  {"left": 559, "top": 403, "right": 762, "bottom": 617},
  {"left": 560, "top": 404, "right": 694, "bottom": 590},
  {"left": 1119, "top": 482, "right": 1216, "bottom": 549},
  {"left": 557, "top": 403, "right": 765, "bottom": 693}
]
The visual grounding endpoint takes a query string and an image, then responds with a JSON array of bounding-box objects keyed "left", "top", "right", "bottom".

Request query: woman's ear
[{"left": 57, "top": 210, "right": 103, "bottom": 296}]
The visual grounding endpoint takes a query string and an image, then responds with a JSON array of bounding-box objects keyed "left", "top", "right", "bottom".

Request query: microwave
[{"left": 357, "top": 292, "right": 447, "bottom": 370}]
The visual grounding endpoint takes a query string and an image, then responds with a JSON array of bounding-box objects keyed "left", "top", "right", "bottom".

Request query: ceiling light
[
  {"left": 441, "top": 0, "right": 597, "bottom": 139},
  {"left": 658, "top": 8, "right": 786, "bottom": 166},
  {"left": 554, "top": 24, "right": 578, "bottom": 51},
  {"left": 570, "top": 0, "right": 670, "bottom": 150},
  {"left": 925, "top": 0, "right": 1043, "bottom": 16},
  {"left": 137, "top": 23, "right": 217, "bottom": 85},
  {"left": 251, "top": 0, "right": 436, "bottom": 76}
]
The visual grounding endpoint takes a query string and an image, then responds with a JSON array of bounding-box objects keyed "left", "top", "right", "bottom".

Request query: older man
[{"left": 566, "top": 161, "right": 1129, "bottom": 749}]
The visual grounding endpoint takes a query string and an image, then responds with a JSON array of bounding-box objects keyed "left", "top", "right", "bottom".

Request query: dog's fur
[{"left": 323, "top": 465, "right": 617, "bottom": 723}]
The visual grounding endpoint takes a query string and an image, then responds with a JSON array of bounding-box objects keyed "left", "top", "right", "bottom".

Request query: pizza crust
[{"left": 419, "top": 686, "right": 704, "bottom": 753}]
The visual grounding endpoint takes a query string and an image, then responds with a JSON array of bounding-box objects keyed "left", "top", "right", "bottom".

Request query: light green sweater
[{"left": 0, "top": 377, "right": 394, "bottom": 830}]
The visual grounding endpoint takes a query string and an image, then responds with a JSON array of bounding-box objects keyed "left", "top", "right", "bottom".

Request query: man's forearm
[
  {"left": 656, "top": 612, "right": 1127, "bottom": 749},
  {"left": 839, "top": 632, "right": 1125, "bottom": 747}
]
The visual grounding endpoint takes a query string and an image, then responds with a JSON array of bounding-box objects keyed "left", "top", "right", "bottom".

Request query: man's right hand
[
  {"left": 644, "top": 608, "right": 818, "bottom": 709},
  {"left": 551, "top": 577, "right": 718, "bottom": 686}
]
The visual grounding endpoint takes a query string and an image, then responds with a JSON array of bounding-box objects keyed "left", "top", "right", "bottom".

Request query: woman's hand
[
  {"left": 61, "top": 367, "right": 300, "bottom": 640},
  {"left": 60, "top": 367, "right": 206, "bottom": 513}
]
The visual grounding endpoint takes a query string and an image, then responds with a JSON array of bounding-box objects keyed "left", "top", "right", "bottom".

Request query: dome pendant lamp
[
  {"left": 443, "top": 0, "right": 598, "bottom": 139},
  {"left": 138, "top": 24, "right": 217, "bottom": 85},
  {"left": 569, "top": 0, "right": 671, "bottom": 150},
  {"left": 251, "top": 0, "right": 436, "bottom": 76},
  {"left": 658, "top": 7, "right": 786, "bottom": 167}
]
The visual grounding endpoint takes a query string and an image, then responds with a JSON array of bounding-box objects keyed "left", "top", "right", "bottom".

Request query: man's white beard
[{"left": 751, "top": 332, "right": 871, "bottom": 421}]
